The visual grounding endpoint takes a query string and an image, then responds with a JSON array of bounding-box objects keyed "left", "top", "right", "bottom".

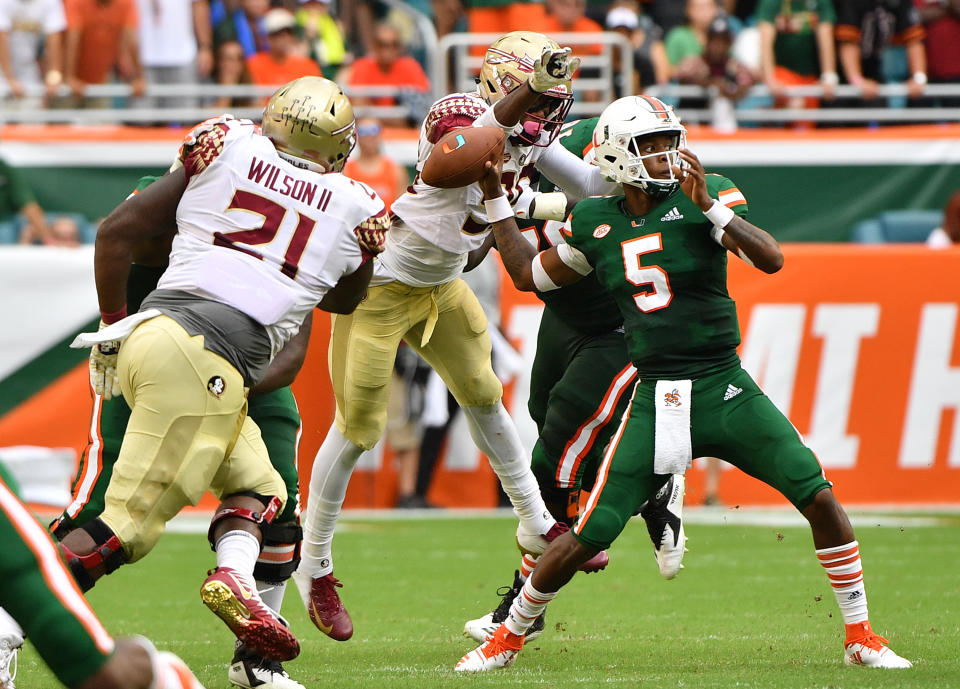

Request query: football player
[
  {"left": 0, "top": 466, "right": 205, "bottom": 689},
  {"left": 48, "top": 171, "right": 310, "bottom": 689},
  {"left": 462, "top": 115, "right": 686, "bottom": 645},
  {"left": 294, "top": 31, "right": 621, "bottom": 641},
  {"left": 456, "top": 95, "right": 911, "bottom": 671},
  {"left": 60, "top": 77, "right": 388, "bottom": 664}
]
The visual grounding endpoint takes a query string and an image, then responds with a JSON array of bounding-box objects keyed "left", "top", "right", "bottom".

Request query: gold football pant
[
  {"left": 329, "top": 278, "right": 503, "bottom": 450},
  {"left": 101, "top": 315, "right": 285, "bottom": 562}
]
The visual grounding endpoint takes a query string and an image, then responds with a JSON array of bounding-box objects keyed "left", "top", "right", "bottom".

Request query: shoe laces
[
  {"left": 491, "top": 577, "right": 523, "bottom": 623},
  {"left": 847, "top": 631, "right": 890, "bottom": 652},
  {"left": 255, "top": 656, "right": 287, "bottom": 676},
  {"left": 483, "top": 627, "right": 523, "bottom": 657},
  {"left": 313, "top": 575, "right": 345, "bottom": 612}
]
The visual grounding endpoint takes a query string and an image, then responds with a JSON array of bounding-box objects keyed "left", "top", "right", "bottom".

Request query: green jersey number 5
[{"left": 622, "top": 233, "right": 672, "bottom": 312}]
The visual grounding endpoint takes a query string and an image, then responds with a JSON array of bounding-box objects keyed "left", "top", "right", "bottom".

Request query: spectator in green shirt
[
  {"left": 757, "top": 0, "right": 838, "bottom": 109},
  {"left": 664, "top": 0, "right": 719, "bottom": 79}
]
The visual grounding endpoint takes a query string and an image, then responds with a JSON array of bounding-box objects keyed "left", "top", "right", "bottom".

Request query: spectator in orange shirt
[
  {"left": 342, "top": 118, "right": 408, "bottom": 213},
  {"left": 246, "top": 8, "right": 321, "bottom": 93},
  {"left": 346, "top": 22, "right": 430, "bottom": 126},
  {"left": 63, "top": 0, "right": 144, "bottom": 105}
]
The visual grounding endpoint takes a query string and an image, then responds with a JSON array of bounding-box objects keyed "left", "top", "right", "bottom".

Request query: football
[{"left": 420, "top": 126, "right": 505, "bottom": 189}]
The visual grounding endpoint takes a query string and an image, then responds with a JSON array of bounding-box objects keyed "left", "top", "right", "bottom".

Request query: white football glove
[
  {"left": 529, "top": 46, "right": 581, "bottom": 94},
  {"left": 89, "top": 321, "right": 122, "bottom": 400}
]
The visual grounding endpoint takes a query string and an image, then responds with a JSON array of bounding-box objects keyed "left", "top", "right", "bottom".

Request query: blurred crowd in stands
[{"left": 0, "top": 0, "right": 957, "bottom": 121}]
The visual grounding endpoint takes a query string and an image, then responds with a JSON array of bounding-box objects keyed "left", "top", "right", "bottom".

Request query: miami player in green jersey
[
  {"left": 0, "top": 465, "right": 205, "bottom": 689},
  {"left": 47, "top": 173, "right": 310, "bottom": 689},
  {"left": 462, "top": 116, "right": 687, "bottom": 644},
  {"left": 456, "top": 95, "right": 910, "bottom": 672}
]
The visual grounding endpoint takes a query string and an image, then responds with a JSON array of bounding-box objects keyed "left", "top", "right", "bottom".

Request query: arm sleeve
[
  {"left": 556, "top": 243, "right": 593, "bottom": 276},
  {"left": 536, "top": 140, "right": 619, "bottom": 201},
  {"left": 424, "top": 94, "right": 485, "bottom": 143}
]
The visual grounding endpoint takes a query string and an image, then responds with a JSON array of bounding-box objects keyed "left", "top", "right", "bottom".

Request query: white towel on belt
[
  {"left": 653, "top": 379, "right": 693, "bottom": 475},
  {"left": 69, "top": 309, "right": 162, "bottom": 348}
]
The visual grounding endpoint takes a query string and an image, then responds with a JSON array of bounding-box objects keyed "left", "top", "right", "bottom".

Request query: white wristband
[
  {"left": 531, "top": 192, "right": 567, "bottom": 221},
  {"left": 821, "top": 71, "right": 839, "bottom": 86},
  {"left": 911, "top": 72, "right": 928, "bottom": 85},
  {"left": 704, "top": 199, "right": 735, "bottom": 229},
  {"left": 484, "top": 195, "right": 514, "bottom": 223}
]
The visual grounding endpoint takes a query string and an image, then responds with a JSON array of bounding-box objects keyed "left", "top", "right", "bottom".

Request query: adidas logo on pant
[
  {"left": 661, "top": 207, "right": 684, "bottom": 222},
  {"left": 723, "top": 384, "right": 742, "bottom": 401}
]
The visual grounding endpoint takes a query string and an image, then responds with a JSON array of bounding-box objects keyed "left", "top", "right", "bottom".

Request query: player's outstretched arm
[
  {"left": 317, "top": 260, "right": 374, "bottom": 314},
  {"left": 673, "top": 149, "right": 783, "bottom": 274},
  {"left": 95, "top": 167, "right": 187, "bottom": 318},
  {"left": 476, "top": 46, "right": 581, "bottom": 131},
  {"left": 480, "top": 160, "right": 585, "bottom": 292}
]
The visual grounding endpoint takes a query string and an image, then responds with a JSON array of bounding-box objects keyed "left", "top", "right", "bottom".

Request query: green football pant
[
  {"left": 0, "top": 468, "right": 114, "bottom": 687},
  {"left": 528, "top": 307, "right": 637, "bottom": 508},
  {"left": 574, "top": 364, "right": 831, "bottom": 551}
]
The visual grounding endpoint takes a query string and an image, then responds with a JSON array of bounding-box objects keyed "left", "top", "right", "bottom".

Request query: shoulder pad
[{"left": 425, "top": 93, "right": 487, "bottom": 143}]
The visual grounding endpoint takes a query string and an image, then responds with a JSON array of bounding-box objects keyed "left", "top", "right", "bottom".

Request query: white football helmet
[
  {"left": 593, "top": 96, "right": 687, "bottom": 198},
  {"left": 478, "top": 31, "right": 573, "bottom": 146}
]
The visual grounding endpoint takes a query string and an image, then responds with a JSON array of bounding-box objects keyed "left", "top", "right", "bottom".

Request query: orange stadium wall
[{"left": 1, "top": 245, "right": 958, "bottom": 509}]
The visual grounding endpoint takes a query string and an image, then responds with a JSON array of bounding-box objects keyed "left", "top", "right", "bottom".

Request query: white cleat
[
  {"left": 844, "top": 624, "right": 912, "bottom": 669},
  {"left": 229, "top": 642, "right": 306, "bottom": 689},
  {"left": 0, "top": 629, "right": 23, "bottom": 689},
  {"left": 638, "top": 474, "right": 687, "bottom": 579},
  {"left": 455, "top": 626, "right": 524, "bottom": 672}
]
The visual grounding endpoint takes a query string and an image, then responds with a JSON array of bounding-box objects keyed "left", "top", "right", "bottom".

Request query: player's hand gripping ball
[{"left": 420, "top": 127, "right": 505, "bottom": 189}]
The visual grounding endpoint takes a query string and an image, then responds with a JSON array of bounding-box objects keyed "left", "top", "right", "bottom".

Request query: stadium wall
[
  {"left": 1, "top": 124, "right": 958, "bottom": 242},
  {"left": 1, "top": 245, "right": 958, "bottom": 509}
]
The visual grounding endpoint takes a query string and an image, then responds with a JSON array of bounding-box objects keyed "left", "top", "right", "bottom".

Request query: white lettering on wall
[
  {"left": 740, "top": 305, "right": 806, "bottom": 415},
  {"left": 899, "top": 304, "right": 960, "bottom": 468},
  {"left": 805, "top": 304, "right": 879, "bottom": 468}
]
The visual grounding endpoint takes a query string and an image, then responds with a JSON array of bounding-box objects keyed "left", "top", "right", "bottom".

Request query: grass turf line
[{"left": 18, "top": 517, "right": 958, "bottom": 688}]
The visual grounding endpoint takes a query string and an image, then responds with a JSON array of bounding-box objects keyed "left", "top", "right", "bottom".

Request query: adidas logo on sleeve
[{"left": 661, "top": 207, "right": 684, "bottom": 222}]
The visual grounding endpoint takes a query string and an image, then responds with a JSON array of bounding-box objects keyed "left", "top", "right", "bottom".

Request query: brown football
[{"left": 420, "top": 126, "right": 505, "bottom": 189}]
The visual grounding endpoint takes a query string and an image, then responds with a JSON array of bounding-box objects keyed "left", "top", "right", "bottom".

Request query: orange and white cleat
[
  {"left": 200, "top": 567, "right": 300, "bottom": 661},
  {"left": 843, "top": 622, "right": 912, "bottom": 668},
  {"left": 455, "top": 625, "right": 525, "bottom": 672}
]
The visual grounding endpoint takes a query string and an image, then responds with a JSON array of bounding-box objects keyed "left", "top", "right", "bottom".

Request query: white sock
[
  {"left": 504, "top": 579, "right": 556, "bottom": 636},
  {"left": 299, "top": 424, "right": 364, "bottom": 578},
  {"left": 215, "top": 530, "right": 261, "bottom": 574},
  {"left": 519, "top": 554, "right": 538, "bottom": 581},
  {"left": 0, "top": 607, "right": 24, "bottom": 644},
  {"left": 816, "top": 540, "right": 869, "bottom": 625},
  {"left": 256, "top": 579, "right": 287, "bottom": 617},
  {"left": 462, "top": 403, "right": 554, "bottom": 536}
]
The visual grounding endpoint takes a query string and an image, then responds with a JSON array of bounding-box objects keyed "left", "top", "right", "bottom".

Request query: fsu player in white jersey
[
  {"left": 295, "top": 31, "right": 619, "bottom": 641},
  {"left": 61, "top": 77, "right": 389, "bottom": 663}
]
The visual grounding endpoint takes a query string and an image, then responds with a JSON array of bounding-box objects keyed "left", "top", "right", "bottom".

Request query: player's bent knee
[
  {"left": 253, "top": 519, "right": 303, "bottom": 582},
  {"left": 59, "top": 518, "right": 128, "bottom": 592},
  {"left": 449, "top": 370, "right": 502, "bottom": 409},
  {"left": 207, "top": 493, "right": 283, "bottom": 548}
]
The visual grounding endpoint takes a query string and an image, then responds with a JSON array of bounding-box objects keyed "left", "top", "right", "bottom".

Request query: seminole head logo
[
  {"left": 207, "top": 375, "right": 226, "bottom": 398},
  {"left": 664, "top": 388, "right": 682, "bottom": 407}
]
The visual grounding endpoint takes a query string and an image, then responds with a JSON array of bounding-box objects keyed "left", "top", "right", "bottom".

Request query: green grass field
[{"left": 18, "top": 511, "right": 960, "bottom": 689}]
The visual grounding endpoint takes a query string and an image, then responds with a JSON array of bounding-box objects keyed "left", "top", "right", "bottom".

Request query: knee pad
[
  {"left": 59, "top": 519, "right": 127, "bottom": 592},
  {"left": 207, "top": 494, "right": 282, "bottom": 550},
  {"left": 253, "top": 518, "right": 303, "bottom": 583}
]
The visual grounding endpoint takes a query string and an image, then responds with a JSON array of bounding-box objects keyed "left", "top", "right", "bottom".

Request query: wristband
[
  {"left": 531, "top": 192, "right": 567, "bottom": 221},
  {"left": 820, "top": 71, "right": 839, "bottom": 86},
  {"left": 484, "top": 195, "right": 514, "bottom": 223},
  {"left": 100, "top": 306, "right": 128, "bottom": 325},
  {"left": 704, "top": 199, "right": 735, "bottom": 228},
  {"left": 911, "top": 72, "right": 928, "bottom": 85}
]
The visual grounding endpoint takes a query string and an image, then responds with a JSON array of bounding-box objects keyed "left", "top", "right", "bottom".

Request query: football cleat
[
  {"left": 201, "top": 567, "right": 300, "bottom": 661},
  {"left": 515, "top": 521, "right": 609, "bottom": 573},
  {"left": 294, "top": 572, "right": 354, "bottom": 641},
  {"left": 463, "top": 570, "right": 545, "bottom": 643},
  {"left": 0, "top": 628, "right": 22, "bottom": 689},
  {"left": 228, "top": 641, "right": 305, "bottom": 689},
  {"left": 638, "top": 474, "right": 687, "bottom": 579},
  {"left": 843, "top": 622, "right": 912, "bottom": 669},
  {"left": 455, "top": 625, "right": 525, "bottom": 672}
]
